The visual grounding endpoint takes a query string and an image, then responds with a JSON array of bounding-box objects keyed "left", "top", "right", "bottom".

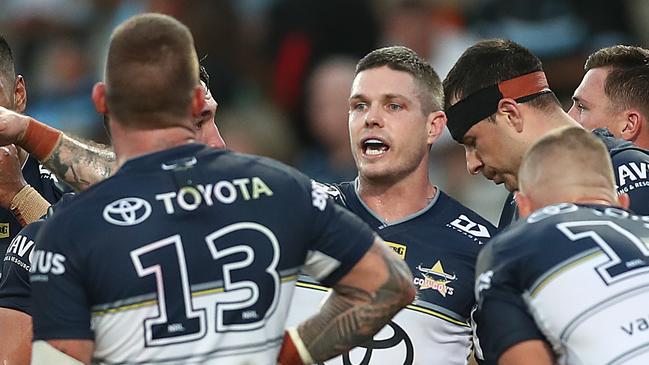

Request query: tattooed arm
[
  {"left": 0, "top": 107, "right": 116, "bottom": 191},
  {"left": 43, "top": 135, "right": 115, "bottom": 191},
  {"left": 297, "top": 238, "right": 415, "bottom": 363}
]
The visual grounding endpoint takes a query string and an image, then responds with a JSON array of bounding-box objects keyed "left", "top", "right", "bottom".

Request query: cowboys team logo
[
  {"left": 103, "top": 197, "right": 152, "bottom": 226},
  {"left": 413, "top": 261, "right": 456, "bottom": 297}
]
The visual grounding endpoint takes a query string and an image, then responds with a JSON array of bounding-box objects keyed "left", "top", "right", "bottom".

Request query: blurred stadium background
[{"left": 1, "top": 0, "right": 645, "bottom": 224}]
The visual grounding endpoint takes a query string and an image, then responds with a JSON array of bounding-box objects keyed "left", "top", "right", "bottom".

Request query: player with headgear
[
  {"left": 474, "top": 127, "right": 649, "bottom": 365},
  {"left": 443, "top": 39, "right": 649, "bottom": 228}
]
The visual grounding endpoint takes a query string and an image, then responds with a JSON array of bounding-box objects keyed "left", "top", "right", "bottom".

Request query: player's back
[
  {"left": 478, "top": 203, "right": 649, "bottom": 365},
  {"left": 30, "top": 144, "right": 375, "bottom": 365}
]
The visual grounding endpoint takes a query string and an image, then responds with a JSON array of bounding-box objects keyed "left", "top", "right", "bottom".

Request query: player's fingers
[{"left": 5, "top": 144, "right": 17, "bottom": 155}]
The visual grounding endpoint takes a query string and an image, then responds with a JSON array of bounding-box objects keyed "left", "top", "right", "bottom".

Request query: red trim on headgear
[{"left": 498, "top": 71, "right": 550, "bottom": 99}]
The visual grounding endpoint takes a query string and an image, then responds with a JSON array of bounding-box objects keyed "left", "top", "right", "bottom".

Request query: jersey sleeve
[
  {"left": 30, "top": 212, "right": 93, "bottom": 341},
  {"left": 300, "top": 177, "right": 376, "bottom": 287},
  {"left": 473, "top": 241, "right": 545, "bottom": 363},
  {"left": 611, "top": 149, "right": 649, "bottom": 215},
  {"left": 0, "top": 220, "right": 44, "bottom": 315}
]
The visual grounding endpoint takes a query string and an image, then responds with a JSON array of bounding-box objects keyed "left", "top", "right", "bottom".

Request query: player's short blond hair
[{"left": 519, "top": 127, "right": 615, "bottom": 199}]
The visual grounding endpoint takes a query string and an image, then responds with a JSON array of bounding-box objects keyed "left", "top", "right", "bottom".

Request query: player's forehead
[
  {"left": 350, "top": 66, "right": 418, "bottom": 101},
  {"left": 575, "top": 67, "right": 610, "bottom": 98},
  {"left": 462, "top": 119, "right": 495, "bottom": 146}
]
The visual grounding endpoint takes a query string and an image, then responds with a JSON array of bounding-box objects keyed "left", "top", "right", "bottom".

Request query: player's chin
[
  {"left": 358, "top": 165, "right": 392, "bottom": 181},
  {"left": 503, "top": 177, "right": 519, "bottom": 192}
]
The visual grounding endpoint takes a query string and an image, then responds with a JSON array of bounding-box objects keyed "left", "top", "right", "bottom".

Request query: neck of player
[
  {"left": 357, "top": 169, "right": 437, "bottom": 223},
  {"left": 110, "top": 123, "right": 197, "bottom": 166}
]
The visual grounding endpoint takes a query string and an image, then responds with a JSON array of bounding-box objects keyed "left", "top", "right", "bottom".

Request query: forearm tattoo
[
  {"left": 298, "top": 245, "right": 413, "bottom": 362},
  {"left": 44, "top": 135, "right": 116, "bottom": 191}
]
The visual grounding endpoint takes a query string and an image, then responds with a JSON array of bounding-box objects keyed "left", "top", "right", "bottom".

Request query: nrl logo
[{"left": 413, "top": 260, "right": 456, "bottom": 297}]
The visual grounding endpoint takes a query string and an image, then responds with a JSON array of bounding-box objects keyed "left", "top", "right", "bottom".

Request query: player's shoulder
[
  {"left": 592, "top": 128, "right": 649, "bottom": 161},
  {"left": 209, "top": 150, "right": 311, "bottom": 187},
  {"left": 487, "top": 203, "right": 608, "bottom": 256},
  {"left": 311, "top": 180, "right": 352, "bottom": 207}
]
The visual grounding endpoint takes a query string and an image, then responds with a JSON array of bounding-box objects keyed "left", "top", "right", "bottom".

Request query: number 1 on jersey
[
  {"left": 131, "top": 235, "right": 207, "bottom": 346},
  {"left": 557, "top": 221, "right": 649, "bottom": 285}
]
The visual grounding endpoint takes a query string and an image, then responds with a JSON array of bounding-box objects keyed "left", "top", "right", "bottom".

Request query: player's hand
[
  {"left": 0, "top": 106, "right": 29, "bottom": 146},
  {"left": 0, "top": 144, "right": 27, "bottom": 208}
]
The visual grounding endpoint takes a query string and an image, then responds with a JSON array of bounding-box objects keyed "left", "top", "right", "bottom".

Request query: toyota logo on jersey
[{"left": 103, "top": 197, "right": 152, "bottom": 226}]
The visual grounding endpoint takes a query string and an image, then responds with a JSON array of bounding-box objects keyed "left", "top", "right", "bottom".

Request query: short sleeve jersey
[
  {"left": 498, "top": 128, "right": 649, "bottom": 229},
  {"left": 30, "top": 144, "right": 376, "bottom": 365},
  {"left": 286, "top": 180, "right": 496, "bottom": 365},
  {"left": 475, "top": 203, "right": 649, "bottom": 365}
]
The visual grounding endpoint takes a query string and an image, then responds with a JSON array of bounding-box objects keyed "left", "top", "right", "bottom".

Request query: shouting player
[{"left": 286, "top": 46, "right": 495, "bottom": 365}]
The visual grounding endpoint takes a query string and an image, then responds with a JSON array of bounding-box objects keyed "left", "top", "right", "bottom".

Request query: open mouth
[{"left": 362, "top": 138, "right": 390, "bottom": 157}]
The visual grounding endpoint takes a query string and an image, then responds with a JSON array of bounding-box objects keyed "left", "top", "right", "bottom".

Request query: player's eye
[
  {"left": 351, "top": 102, "right": 367, "bottom": 112},
  {"left": 387, "top": 103, "right": 402, "bottom": 111}
]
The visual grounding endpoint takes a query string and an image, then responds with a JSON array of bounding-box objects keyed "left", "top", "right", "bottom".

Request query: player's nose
[{"left": 465, "top": 148, "right": 483, "bottom": 175}]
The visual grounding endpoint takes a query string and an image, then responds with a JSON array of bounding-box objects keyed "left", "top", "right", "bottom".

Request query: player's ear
[
  {"left": 616, "top": 192, "right": 630, "bottom": 210},
  {"left": 191, "top": 84, "right": 206, "bottom": 119},
  {"left": 92, "top": 82, "right": 108, "bottom": 114},
  {"left": 620, "top": 109, "right": 642, "bottom": 142},
  {"left": 426, "top": 110, "right": 446, "bottom": 146},
  {"left": 13, "top": 75, "right": 27, "bottom": 113},
  {"left": 515, "top": 191, "right": 533, "bottom": 218},
  {"left": 497, "top": 98, "right": 524, "bottom": 133}
]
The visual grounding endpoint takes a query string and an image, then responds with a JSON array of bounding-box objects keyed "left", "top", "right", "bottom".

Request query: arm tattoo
[
  {"left": 44, "top": 135, "right": 116, "bottom": 191},
  {"left": 298, "top": 244, "right": 414, "bottom": 362}
]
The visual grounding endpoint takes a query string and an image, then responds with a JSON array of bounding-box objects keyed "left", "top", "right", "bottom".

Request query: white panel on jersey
[
  {"left": 525, "top": 253, "right": 649, "bottom": 365},
  {"left": 91, "top": 281, "right": 296, "bottom": 364},
  {"left": 303, "top": 250, "right": 341, "bottom": 281}
]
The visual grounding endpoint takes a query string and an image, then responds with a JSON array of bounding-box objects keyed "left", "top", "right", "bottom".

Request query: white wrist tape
[{"left": 287, "top": 327, "right": 315, "bottom": 365}]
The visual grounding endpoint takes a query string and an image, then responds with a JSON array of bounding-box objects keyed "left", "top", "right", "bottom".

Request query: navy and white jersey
[
  {"left": 593, "top": 128, "right": 649, "bottom": 215},
  {"left": 475, "top": 203, "right": 649, "bottom": 365},
  {"left": 0, "top": 193, "right": 75, "bottom": 315},
  {"left": 286, "top": 180, "right": 496, "bottom": 365},
  {"left": 498, "top": 129, "right": 649, "bottom": 229},
  {"left": 0, "top": 156, "right": 67, "bottom": 254},
  {"left": 30, "top": 144, "right": 377, "bottom": 365}
]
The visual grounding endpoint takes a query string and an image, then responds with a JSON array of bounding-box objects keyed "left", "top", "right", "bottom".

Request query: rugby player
[
  {"left": 28, "top": 13, "right": 415, "bottom": 365},
  {"left": 286, "top": 46, "right": 496, "bottom": 365},
  {"left": 0, "top": 36, "right": 66, "bottom": 247},
  {"left": 569, "top": 45, "right": 649, "bottom": 149},
  {"left": 0, "top": 60, "right": 225, "bottom": 365},
  {"left": 443, "top": 39, "right": 649, "bottom": 228},
  {"left": 474, "top": 127, "right": 649, "bottom": 365}
]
